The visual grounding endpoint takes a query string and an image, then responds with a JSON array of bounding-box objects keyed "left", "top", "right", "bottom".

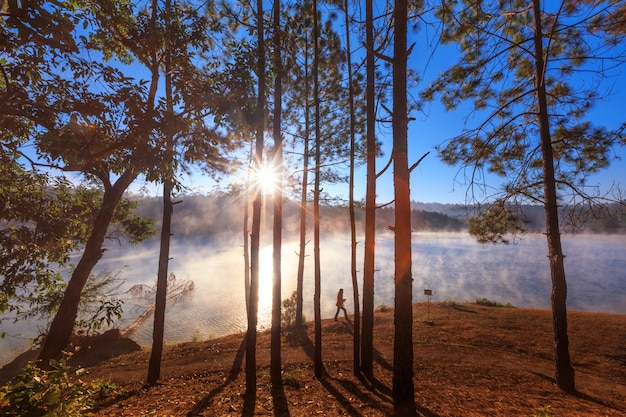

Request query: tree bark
[
  {"left": 343, "top": 0, "right": 360, "bottom": 375},
  {"left": 313, "top": 0, "right": 323, "bottom": 379},
  {"left": 244, "top": 147, "right": 251, "bottom": 316},
  {"left": 246, "top": 0, "right": 265, "bottom": 398},
  {"left": 147, "top": 0, "right": 174, "bottom": 384},
  {"left": 146, "top": 179, "right": 173, "bottom": 386},
  {"left": 271, "top": 0, "right": 283, "bottom": 386},
  {"left": 295, "top": 132, "right": 309, "bottom": 328},
  {"left": 531, "top": 0, "right": 575, "bottom": 394},
  {"left": 295, "top": 42, "right": 310, "bottom": 328},
  {"left": 361, "top": 0, "right": 376, "bottom": 377},
  {"left": 38, "top": 169, "right": 138, "bottom": 365},
  {"left": 392, "top": 0, "right": 416, "bottom": 413}
]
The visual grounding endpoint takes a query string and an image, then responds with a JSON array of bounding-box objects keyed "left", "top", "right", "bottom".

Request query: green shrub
[
  {"left": 0, "top": 355, "right": 117, "bottom": 416},
  {"left": 375, "top": 304, "right": 392, "bottom": 313},
  {"left": 474, "top": 298, "right": 514, "bottom": 308},
  {"left": 282, "top": 291, "right": 305, "bottom": 328}
]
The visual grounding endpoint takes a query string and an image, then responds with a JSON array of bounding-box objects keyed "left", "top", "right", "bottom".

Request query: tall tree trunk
[
  {"left": 246, "top": 0, "right": 265, "bottom": 398},
  {"left": 312, "top": 0, "right": 323, "bottom": 379},
  {"left": 531, "top": 0, "right": 575, "bottom": 394},
  {"left": 147, "top": 180, "right": 173, "bottom": 385},
  {"left": 270, "top": 0, "right": 283, "bottom": 386},
  {"left": 147, "top": 0, "right": 174, "bottom": 384},
  {"left": 343, "top": 0, "right": 360, "bottom": 375},
  {"left": 295, "top": 42, "right": 311, "bottom": 328},
  {"left": 295, "top": 127, "right": 309, "bottom": 327},
  {"left": 391, "top": 0, "right": 416, "bottom": 413},
  {"left": 361, "top": 0, "right": 376, "bottom": 377},
  {"left": 244, "top": 145, "right": 252, "bottom": 315},
  {"left": 38, "top": 170, "right": 138, "bottom": 365}
]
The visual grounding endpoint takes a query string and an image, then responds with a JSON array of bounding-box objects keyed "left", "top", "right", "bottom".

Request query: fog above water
[
  {"left": 1, "top": 232, "right": 624, "bottom": 366},
  {"left": 59, "top": 232, "right": 626, "bottom": 337}
]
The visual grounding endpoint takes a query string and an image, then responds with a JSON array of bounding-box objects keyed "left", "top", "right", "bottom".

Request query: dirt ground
[{"left": 3, "top": 302, "right": 626, "bottom": 416}]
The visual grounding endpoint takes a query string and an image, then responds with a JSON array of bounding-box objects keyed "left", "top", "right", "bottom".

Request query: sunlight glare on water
[{"left": 1, "top": 233, "right": 624, "bottom": 367}]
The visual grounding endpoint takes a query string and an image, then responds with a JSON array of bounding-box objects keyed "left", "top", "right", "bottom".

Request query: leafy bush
[
  {"left": 474, "top": 298, "right": 514, "bottom": 308},
  {"left": 375, "top": 304, "right": 392, "bottom": 313},
  {"left": 281, "top": 291, "right": 305, "bottom": 328},
  {"left": 0, "top": 355, "right": 116, "bottom": 416}
]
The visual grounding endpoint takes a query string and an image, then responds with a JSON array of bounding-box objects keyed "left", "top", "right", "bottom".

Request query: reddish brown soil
[{"left": 5, "top": 303, "right": 626, "bottom": 416}]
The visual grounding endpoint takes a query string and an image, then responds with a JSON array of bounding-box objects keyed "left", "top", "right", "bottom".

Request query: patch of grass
[
  {"left": 531, "top": 405, "right": 554, "bottom": 417},
  {"left": 443, "top": 300, "right": 461, "bottom": 308},
  {"left": 375, "top": 304, "right": 392, "bottom": 313},
  {"left": 283, "top": 372, "right": 304, "bottom": 389},
  {"left": 474, "top": 298, "right": 514, "bottom": 308}
]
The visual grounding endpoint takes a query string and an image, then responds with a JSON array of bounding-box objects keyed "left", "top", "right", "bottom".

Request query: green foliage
[
  {"left": 469, "top": 203, "right": 525, "bottom": 244},
  {"left": 76, "top": 298, "right": 124, "bottom": 335},
  {"left": 281, "top": 291, "right": 305, "bottom": 328},
  {"left": 474, "top": 298, "right": 514, "bottom": 308},
  {"left": 114, "top": 198, "right": 157, "bottom": 244},
  {"left": 0, "top": 172, "right": 96, "bottom": 315},
  {"left": 425, "top": 1, "right": 626, "bottom": 213},
  {"left": 0, "top": 153, "right": 154, "bottom": 319},
  {"left": 0, "top": 356, "right": 117, "bottom": 416}
]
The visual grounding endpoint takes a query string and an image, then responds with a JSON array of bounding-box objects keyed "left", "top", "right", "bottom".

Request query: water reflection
[{"left": 1, "top": 232, "right": 624, "bottom": 366}]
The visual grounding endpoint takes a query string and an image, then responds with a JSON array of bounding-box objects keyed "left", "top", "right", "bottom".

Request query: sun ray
[{"left": 252, "top": 161, "right": 280, "bottom": 195}]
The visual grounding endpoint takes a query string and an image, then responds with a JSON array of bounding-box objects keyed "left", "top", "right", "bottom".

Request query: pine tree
[{"left": 424, "top": 0, "right": 626, "bottom": 393}]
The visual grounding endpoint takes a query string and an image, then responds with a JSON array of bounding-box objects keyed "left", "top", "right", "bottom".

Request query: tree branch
[{"left": 409, "top": 151, "right": 429, "bottom": 172}]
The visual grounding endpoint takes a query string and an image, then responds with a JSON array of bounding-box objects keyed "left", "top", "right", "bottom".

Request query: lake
[{"left": 1, "top": 232, "right": 624, "bottom": 366}]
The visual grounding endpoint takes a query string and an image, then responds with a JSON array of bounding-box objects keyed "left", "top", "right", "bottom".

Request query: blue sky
[
  {"left": 125, "top": 3, "right": 626, "bottom": 205},
  {"left": 134, "top": 83, "right": 625, "bottom": 205},
  {"left": 145, "top": 62, "right": 626, "bottom": 206}
]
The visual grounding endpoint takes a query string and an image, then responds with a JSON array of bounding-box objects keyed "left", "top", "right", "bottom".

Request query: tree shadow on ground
[
  {"left": 242, "top": 388, "right": 256, "bottom": 417},
  {"left": 339, "top": 319, "right": 392, "bottom": 372},
  {"left": 574, "top": 390, "right": 622, "bottom": 412},
  {"left": 290, "top": 319, "right": 438, "bottom": 417},
  {"left": 318, "top": 374, "right": 369, "bottom": 417},
  {"left": 186, "top": 336, "right": 246, "bottom": 417},
  {"left": 285, "top": 325, "right": 315, "bottom": 361},
  {"left": 271, "top": 380, "right": 290, "bottom": 417}
]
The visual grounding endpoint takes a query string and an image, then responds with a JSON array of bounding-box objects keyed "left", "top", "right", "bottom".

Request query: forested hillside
[{"left": 130, "top": 193, "right": 625, "bottom": 238}]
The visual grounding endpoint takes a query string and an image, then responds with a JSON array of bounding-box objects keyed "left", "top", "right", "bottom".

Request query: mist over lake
[{"left": 1, "top": 232, "right": 624, "bottom": 366}]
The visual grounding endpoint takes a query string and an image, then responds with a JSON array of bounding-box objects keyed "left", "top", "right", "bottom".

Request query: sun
[{"left": 252, "top": 162, "right": 280, "bottom": 195}]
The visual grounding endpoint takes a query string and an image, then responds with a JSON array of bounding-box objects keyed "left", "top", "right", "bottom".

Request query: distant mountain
[
  {"left": 129, "top": 193, "right": 624, "bottom": 238},
  {"left": 129, "top": 193, "right": 468, "bottom": 238}
]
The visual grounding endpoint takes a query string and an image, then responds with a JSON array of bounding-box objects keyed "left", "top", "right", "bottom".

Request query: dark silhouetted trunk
[
  {"left": 246, "top": 0, "right": 265, "bottom": 399},
  {"left": 391, "top": 0, "right": 416, "bottom": 413},
  {"left": 531, "top": 0, "right": 575, "bottom": 394},
  {"left": 361, "top": 0, "right": 376, "bottom": 377},
  {"left": 147, "top": 3, "right": 174, "bottom": 383},
  {"left": 38, "top": 170, "right": 138, "bottom": 365},
  {"left": 295, "top": 130, "right": 309, "bottom": 328},
  {"left": 296, "top": 43, "right": 311, "bottom": 329},
  {"left": 146, "top": 179, "right": 173, "bottom": 386},
  {"left": 244, "top": 149, "right": 251, "bottom": 315},
  {"left": 313, "top": 0, "right": 323, "bottom": 379},
  {"left": 271, "top": 0, "right": 283, "bottom": 386},
  {"left": 343, "top": 0, "right": 360, "bottom": 375}
]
